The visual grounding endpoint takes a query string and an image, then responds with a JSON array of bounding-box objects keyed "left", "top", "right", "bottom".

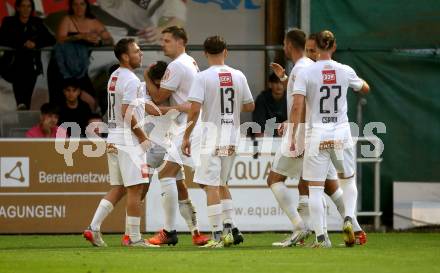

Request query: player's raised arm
[
  {"left": 270, "top": 62, "right": 289, "bottom": 89},
  {"left": 144, "top": 71, "right": 174, "bottom": 104}
]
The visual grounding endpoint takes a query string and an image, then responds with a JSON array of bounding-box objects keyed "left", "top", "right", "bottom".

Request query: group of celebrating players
[{"left": 82, "top": 25, "right": 369, "bottom": 248}]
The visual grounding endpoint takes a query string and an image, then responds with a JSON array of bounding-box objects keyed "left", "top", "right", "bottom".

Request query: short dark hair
[
  {"left": 68, "top": 0, "right": 95, "bottom": 19},
  {"left": 308, "top": 33, "right": 318, "bottom": 41},
  {"left": 114, "top": 38, "right": 136, "bottom": 61},
  {"left": 162, "top": 26, "right": 188, "bottom": 45},
  {"left": 40, "top": 103, "right": 59, "bottom": 115},
  {"left": 15, "top": 0, "right": 35, "bottom": 16},
  {"left": 316, "top": 30, "right": 336, "bottom": 51},
  {"left": 203, "top": 35, "right": 227, "bottom": 55},
  {"left": 63, "top": 78, "right": 81, "bottom": 90},
  {"left": 285, "top": 28, "right": 306, "bottom": 50},
  {"left": 268, "top": 73, "right": 280, "bottom": 83},
  {"left": 148, "top": 61, "right": 168, "bottom": 81},
  {"left": 88, "top": 113, "right": 103, "bottom": 122}
]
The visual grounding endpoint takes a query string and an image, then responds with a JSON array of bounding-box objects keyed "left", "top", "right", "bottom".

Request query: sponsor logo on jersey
[
  {"left": 109, "top": 77, "right": 118, "bottom": 92},
  {"left": 219, "top": 73, "right": 233, "bottom": 87},
  {"left": 322, "top": 70, "right": 336, "bottom": 84}
]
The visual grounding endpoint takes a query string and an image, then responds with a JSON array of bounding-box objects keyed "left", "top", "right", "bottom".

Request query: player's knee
[
  {"left": 297, "top": 180, "right": 309, "bottom": 195},
  {"left": 324, "top": 179, "right": 338, "bottom": 195},
  {"left": 158, "top": 162, "right": 180, "bottom": 179},
  {"left": 267, "top": 171, "right": 281, "bottom": 187}
]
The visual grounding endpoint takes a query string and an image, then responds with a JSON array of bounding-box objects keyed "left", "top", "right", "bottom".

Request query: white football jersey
[
  {"left": 293, "top": 60, "right": 363, "bottom": 139},
  {"left": 188, "top": 65, "right": 254, "bottom": 147},
  {"left": 160, "top": 52, "right": 199, "bottom": 124},
  {"left": 286, "top": 56, "right": 314, "bottom": 120},
  {"left": 107, "top": 67, "right": 149, "bottom": 146}
]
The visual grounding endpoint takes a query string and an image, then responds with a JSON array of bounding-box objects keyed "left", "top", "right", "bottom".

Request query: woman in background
[
  {"left": 48, "top": 0, "right": 113, "bottom": 112},
  {"left": 0, "top": 0, "right": 55, "bottom": 110}
]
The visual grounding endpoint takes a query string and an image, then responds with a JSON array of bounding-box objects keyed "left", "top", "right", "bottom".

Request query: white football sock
[
  {"left": 124, "top": 211, "right": 128, "bottom": 235},
  {"left": 221, "top": 199, "right": 235, "bottom": 228},
  {"left": 160, "top": 177, "right": 178, "bottom": 231},
  {"left": 322, "top": 195, "right": 328, "bottom": 236},
  {"left": 127, "top": 216, "right": 141, "bottom": 242},
  {"left": 330, "top": 188, "right": 345, "bottom": 218},
  {"left": 270, "top": 182, "right": 305, "bottom": 231},
  {"left": 207, "top": 204, "right": 223, "bottom": 234},
  {"left": 90, "top": 199, "right": 113, "bottom": 231},
  {"left": 179, "top": 199, "right": 198, "bottom": 235},
  {"left": 352, "top": 216, "right": 362, "bottom": 232},
  {"left": 309, "top": 186, "right": 325, "bottom": 238},
  {"left": 339, "top": 176, "right": 357, "bottom": 219},
  {"left": 297, "top": 195, "right": 310, "bottom": 230}
]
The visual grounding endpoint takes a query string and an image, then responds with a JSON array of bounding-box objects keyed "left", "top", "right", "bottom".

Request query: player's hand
[
  {"left": 181, "top": 137, "right": 191, "bottom": 157},
  {"left": 137, "top": 27, "right": 161, "bottom": 44},
  {"left": 270, "top": 62, "right": 286, "bottom": 79},
  {"left": 140, "top": 138, "right": 151, "bottom": 152},
  {"left": 277, "top": 121, "right": 287, "bottom": 136},
  {"left": 290, "top": 136, "right": 296, "bottom": 152}
]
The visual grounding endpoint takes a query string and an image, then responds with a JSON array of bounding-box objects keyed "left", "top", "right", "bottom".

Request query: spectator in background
[
  {"left": 252, "top": 73, "right": 287, "bottom": 137},
  {"left": 305, "top": 33, "right": 318, "bottom": 61},
  {"left": 58, "top": 78, "right": 92, "bottom": 137},
  {"left": 26, "top": 103, "right": 66, "bottom": 138},
  {"left": 0, "top": 0, "right": 55, "bottom": 110},
  {"left": 48, "top": 0, "right": 113, "bottom": 112},
  {"left": 85, "top": 113, "right": 107, "bottom": 138}
]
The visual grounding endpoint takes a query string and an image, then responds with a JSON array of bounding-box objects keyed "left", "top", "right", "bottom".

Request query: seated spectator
[
  {"left": 0, "top": 0, "right": 55, "bottom": 110},
  {"left": 252, "top": 73, "right": 287, "bottom": 137},
  {"left": 85, "top": 113, "right": 106, "bottom": 138},
  {"left": 47, "top": 0, "right": 113, "bottom": 111},
  {"left": 26, "top": 103, "right": 66, "bottom": 138},
  {"left": 58, "top": 79, "right": 92, "bottom": 137}
]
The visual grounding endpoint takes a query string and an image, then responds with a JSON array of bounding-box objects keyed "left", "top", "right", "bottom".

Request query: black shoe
[{"left": 232, "top": 227, "right": 244, "bottom": 245}]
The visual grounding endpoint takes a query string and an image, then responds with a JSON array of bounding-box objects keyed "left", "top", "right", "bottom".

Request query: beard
[{"left": 129, "top": 59, "right": 141, "bottom": 69}]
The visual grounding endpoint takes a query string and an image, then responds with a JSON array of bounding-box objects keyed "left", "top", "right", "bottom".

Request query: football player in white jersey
[
  {"left": 268, "top": 28, "right": 313, "bottom": 247},
  {"left": 145, "top": 26, "right": 209, "bottom": 246},
  {"left": 291, "top": 30, "right": 370, "bottom": 247},
  {"left": 306, "top": 33, "right": 368, "bottom": 245},
  {"left": 84, "top": 38, "right": 157, "bottom": 248},
  {"left": 268, "top": 28, "right": 340, "bottom": 247},
  {"left": 182, "top": 35, "right": 254, "bottom": 248}
]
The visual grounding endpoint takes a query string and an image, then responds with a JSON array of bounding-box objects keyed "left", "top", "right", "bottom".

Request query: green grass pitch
[{"left": 0, "top": 233, "right": 439, "bottom": 273}]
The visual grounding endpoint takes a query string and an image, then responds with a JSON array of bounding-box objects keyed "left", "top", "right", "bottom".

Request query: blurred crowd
[{"left": 0, "top": 0, "right": 319, "bottom": 139}]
